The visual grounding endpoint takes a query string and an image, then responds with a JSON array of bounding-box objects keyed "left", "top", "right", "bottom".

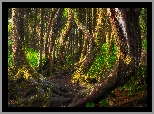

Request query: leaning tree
[{"left": 8, "top": 8, "right": 142, "bottom": 107}]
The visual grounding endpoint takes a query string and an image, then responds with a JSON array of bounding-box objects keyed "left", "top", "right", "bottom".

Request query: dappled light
[{"left": 8, "top": 8, "right": 147, "bottom": 107}]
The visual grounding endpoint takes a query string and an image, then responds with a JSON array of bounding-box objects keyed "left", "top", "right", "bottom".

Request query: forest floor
[
  {"left": 48, "top": 74, "right": 86, "bottom": 93},
  {"left": 47, "top": 74, "right": 147, "bottom": 107},
  {"left": 104, "top": 88, "right": 147, "bottom": 107}
]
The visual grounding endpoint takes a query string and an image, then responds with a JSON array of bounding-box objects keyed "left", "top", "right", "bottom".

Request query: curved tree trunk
[
  {"left": 72, "top": 8, "right": 110, "bottom": 82},
  {"left": 68, "top": 8, "right": 142, "bottom": 107},
  {"left": 8, "top": 8, "right": 142, "bottom": 107}
]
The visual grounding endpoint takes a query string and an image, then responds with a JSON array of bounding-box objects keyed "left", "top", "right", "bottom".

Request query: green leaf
[
  {"left": 101, "top": 99, "right": 109, "bottom": 107},
  {"left": 90, "top": 102, "right": 95, "bottom": 107},
  {"left": 86, "top": 103, "right": 91, "bottom": 107}
]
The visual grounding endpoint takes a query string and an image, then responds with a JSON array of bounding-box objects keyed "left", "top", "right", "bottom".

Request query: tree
[
  {"left": 12, "top": 8, "right": 25, "bottom": 68},
  {"left": 8, "top": 8, "right": 144, "bottom": 107},
  {"left": 38, "top": 8, "right": 45, "bottom": 73}
]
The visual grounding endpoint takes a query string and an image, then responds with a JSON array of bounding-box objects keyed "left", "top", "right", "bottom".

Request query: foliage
[
  {"left": 118, "top": 64, "right": 147, "bottom": 96},
  {"left": 25, "top": 47, "right": 46, "bottom": 69},
  {"left": 97, "top": 8, "right": 147, "bottom": 106},
  {"left": 8, "top": 40, "right": 12, "bottom": 67},
  {"left": 63, "top": 8, "right": 68, "bottom": 17},
  {"left": 8, "top": 8, "right": 147, "bottom": 107},
  {"left": 142, "top": 39, "right": 147, "bottom": 50},
  {"left": 66, "top": 54, "right": 73, "bottom": 66},
  {"left": 140, "top": 8, "right": 147, "bottom": 50},
  {"left": 8, "top": 40, "right": 12, "bottom": 46},
  {"left": 86, "top": 102, "right": 95, "bottom": 107},
  {"left": 100, "top": 99, "right": 109, "bottom": 107},
  {"left": 8, "top": 19, "right": 13, "bottom": 37},
  {"left": 85, "top": 42, "right": 117, "bottom": 82},
  {"left": 139, "top": 8, "right": 147, "bottom": 36},
  {"left": 72, "top": 42, "right": 118, "bottom": 85}
]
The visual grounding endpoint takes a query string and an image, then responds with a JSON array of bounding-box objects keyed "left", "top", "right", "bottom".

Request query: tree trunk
[
  {"left": 12, "top": 8, "right": 25, "bottom": 69},
  {"left": 8, "top": 8, "right": 142, "bottom": 107},
  {"left": 38, "top": 8, "right": 44, "bottom": 73}
]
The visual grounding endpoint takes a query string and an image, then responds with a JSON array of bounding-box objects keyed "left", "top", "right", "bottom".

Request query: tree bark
[{"left": 8, "top": 8, "right": 142, "bottom": 107}]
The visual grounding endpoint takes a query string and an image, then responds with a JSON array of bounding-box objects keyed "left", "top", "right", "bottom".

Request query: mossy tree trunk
[
  {"left": 12, "top": 8, "right": 26, "bottom": 70},
  {"left": 69, "top": 8, "right": 142, "bottom": 107},
  {"left": 8, "top": 8, "right": 142, "bottom": 107}
]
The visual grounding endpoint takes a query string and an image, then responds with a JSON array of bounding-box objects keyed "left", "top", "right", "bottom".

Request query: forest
[{"left": 8, "top": 8, "right": 147, "bottom": 107}]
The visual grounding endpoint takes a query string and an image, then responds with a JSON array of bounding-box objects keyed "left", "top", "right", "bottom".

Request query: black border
[{"left": 3, "top": 2, "right": 152, "bottom": 112}]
